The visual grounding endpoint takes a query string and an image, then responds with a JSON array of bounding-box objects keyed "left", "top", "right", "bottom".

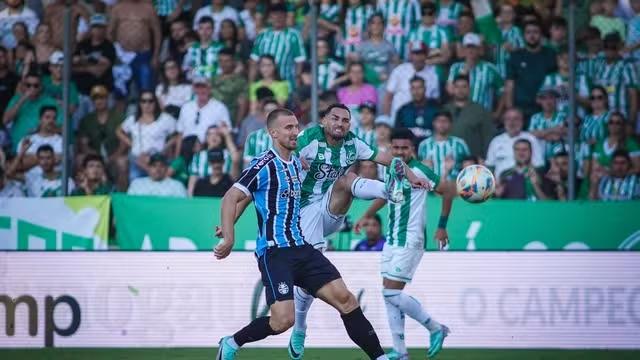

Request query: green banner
[
  {"left": 112, "top": 194, "right": 640, "bottom": 251},
  {"left": 0, "top": 196, "right": 111, "bottom": 250}
]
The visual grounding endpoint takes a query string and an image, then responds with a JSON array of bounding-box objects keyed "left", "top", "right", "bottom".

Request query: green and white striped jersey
[
  {"left": 541, "top": 72, "right": 590, "bottom": 115},
  {"left": 352, "top": 127, "right": 377, "bottom": 147},
  {"left": 580, "top": 111, "right": 610, "bottom": 143},
  {"left": 417, "top": 136, "right": 470, "bottom": 180},
  {"left": 318, "top": 58, "right": 344, "bottom": 91},
  {"left": 243, "top": 128, "right": 272, "bottom": 165},
  {"left": 319, "top": 2, "right": 340, "bottom": 22},
  {"left": 409, "top": 24, "right": 450, "bottom": 49},
  {"left": 435, "top": 0, "right": 463, "bottom": 30},
  {"left": 528, "top": 111, "right": 567, "bottom": 162},
  {"left": 297, "top": 125, "right": 378, "bottom": 208},
  {"left": 408, "top": 24, "right": 449, "bottom": 78},
  {"left": 188, "top": 149, "right": 232, "bottom": 177},
  {"left": 385, "top": 158, "right": 440, "bottom": 248},
  {"left": 182, "top": 41, "right": 224, "bottom": 78},
  {"left": 592, "top": 60, "right": 639, "bottom": 118},
  {"left": 577, "top": 52, "right": 605, "bottom": 79},
  {"left": 529, "top": 111, "right": 566, "bottom": 131},
  {"left": 495, "top": 26, "right": 525, "bottom": 77},
  {"left": 337, "top": 4, "right": 375, "bottom": 57},
  {"left": 250, "top": 27, "right": 307, "bottom": 87},
  {"left": 377, "top": 0, "right": 421, "bottom": 60},
  {"left": 598, "top": 175, "right": 640, "bottom": 201},
  {"left": 546, "top": 141, "right": 591, "bottom": 178},
  {"left": 447, "top": 61, "right": 503, "bottom": 111}
]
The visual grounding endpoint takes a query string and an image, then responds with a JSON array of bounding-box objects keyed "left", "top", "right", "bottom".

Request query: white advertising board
[{"left": 1, "top": 252, "right": 639, "bottom": 348}]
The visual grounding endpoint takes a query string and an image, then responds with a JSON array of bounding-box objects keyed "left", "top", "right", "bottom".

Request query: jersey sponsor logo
[
  {"left": 313, "top": 163, "right": 346, "bottom": 181},
  {"left": 253, "top": 151, "right": 275, "bottom": 170},
  {"left": 278, "top": 282, "right": 289, "bottom": 295},
  {"left": 280, "top": 188, "right": 301, "bottom": 199}
]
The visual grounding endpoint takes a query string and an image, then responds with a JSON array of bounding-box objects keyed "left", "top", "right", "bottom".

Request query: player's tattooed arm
[{"left": 215, "top": 187, "right": 249, "bottom": 259}]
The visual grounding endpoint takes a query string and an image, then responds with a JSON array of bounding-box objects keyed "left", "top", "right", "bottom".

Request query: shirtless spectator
[
  {"left": 43, "top": 0, "right": 90, "bottom": 50},
  {"left": 109, "top": 0, "right": 162, "bottom": 96}
]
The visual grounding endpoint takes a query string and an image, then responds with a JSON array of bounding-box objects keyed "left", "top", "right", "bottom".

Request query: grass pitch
[{"left": 1, "top": 348, "right": 638, "bottom": 360}]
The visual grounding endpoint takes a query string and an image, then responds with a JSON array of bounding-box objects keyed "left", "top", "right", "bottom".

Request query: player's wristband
[{"left": 438, "top": 216, "right": 448, "bottom": 229}]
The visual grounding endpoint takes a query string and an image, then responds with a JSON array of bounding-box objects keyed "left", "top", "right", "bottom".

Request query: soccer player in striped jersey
[
  {"left": 352, "top": 102, "right": 377, "bottom": 146},
  {"left": 447, "top": 33, "right": 503, "bottom": 112},
  {"left": 290, "top": 104, "right": 431, "bottom": 359},
  {"left": 356, "top": 128, "right": 454, "bottom": 360},
  {"left": 182, "top": 16, "right": 223, "bottom": 80},
  {"left": 215, "top": 108, "right": 391, "bottom": 360},
  {"left": 494, "top": 3, "right": 524, "bottom": 78},
  {"left": 378, "top": 0, "right": 421, "bottom": 60},
  {"left": 528, "top": 87, "right": 567, "bottom": 164},
  {"left": 593, "top": 32, "right": 638, "bottom": 121},
  {"left": 249, "top": 4, "right": 306, "bottom": 89},
  {"left": 590, "top": 149, "right": 640, "bottom": 201},
  {"left": 187, "top": 126, "right": 240, "bottom": 196},
  {"left": 581, "top": 86, "right": 611, "bottom": 145},
  {"left": 337, "top": 0, "right": 375, "bottom": 58},
  {"left": 418, "top": 111, "right": 470, "bottom": 180}
]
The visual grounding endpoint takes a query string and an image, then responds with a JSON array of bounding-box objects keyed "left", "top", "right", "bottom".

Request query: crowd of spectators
[{"left": 0, "top": 0, "right": 639, "bottom": 201}]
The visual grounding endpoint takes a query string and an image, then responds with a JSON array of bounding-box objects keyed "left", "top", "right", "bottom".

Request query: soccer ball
[{"left": 456, "top": 165, "right": 496, "bottom": 203}]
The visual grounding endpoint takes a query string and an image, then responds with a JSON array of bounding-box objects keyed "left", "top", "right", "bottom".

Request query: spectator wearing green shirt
[
  {"left": 592, "top": 112, "right": 640, "bottom": 172},
  {"left": 590, "top": 0, "right": 627, "bottom": 41},
  {"left": 590, "top": 149, "right": 640, "bottom": 201},
  {"left": 211, "top": 47, "right": 248, "bottom": 126},
  {"left": 249, "top": 55, "right": 290, "bottom": 113},
  {"left": 71, "top": 154, "right": 113, "bottom": 196},
  {"left": 43, "top": 51, "right": 79, "bottom": 117},
  {"left": 2, "top": 71, "right": 61, "bottom": 152},
  {"left": 447, "top": 33, "right": 503, "bottom": 113},
  {"left": 168, "top": 134, "right": 200, "bottom": 186}
]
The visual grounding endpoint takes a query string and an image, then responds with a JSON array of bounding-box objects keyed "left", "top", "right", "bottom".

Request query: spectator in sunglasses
[{"left": 2, "top": 71, "right": 60, "bottom": 153}]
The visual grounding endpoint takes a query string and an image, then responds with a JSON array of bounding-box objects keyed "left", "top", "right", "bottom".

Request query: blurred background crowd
[{"left": 0, "top": 0, "right": 639, "bottom": 202}]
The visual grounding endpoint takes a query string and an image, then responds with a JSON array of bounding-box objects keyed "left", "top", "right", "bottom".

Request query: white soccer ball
[{"left": 456, "top": 164, "right": 496, "bottom": 203}]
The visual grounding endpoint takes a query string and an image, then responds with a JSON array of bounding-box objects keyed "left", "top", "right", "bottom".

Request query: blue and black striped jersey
[{"left": 234, "top": 149, "right": 306, "bottom": 257}]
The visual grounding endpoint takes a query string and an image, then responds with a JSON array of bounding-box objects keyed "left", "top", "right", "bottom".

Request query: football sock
[
  {"left": 351, "top": 177, "right": 387, "bottom": 200},
  {"left": 383, "top": 290, "right": 408, "bottom": 354},
  {"left": 383, "top": 289, "right": 441, "bottom": 333},
  {"left": 293, "top": 286, "right": 314, "bottom": 332},
  {"left": 341, "top": 306, "right": 386, "bottom": 359},
  {"left": 232, "top": 316, "right": 278, "bottom": 347}
]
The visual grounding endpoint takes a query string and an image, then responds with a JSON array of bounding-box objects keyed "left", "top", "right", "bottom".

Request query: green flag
[{"left": 471, "top": 0, "right": 502, "bottom": 46}]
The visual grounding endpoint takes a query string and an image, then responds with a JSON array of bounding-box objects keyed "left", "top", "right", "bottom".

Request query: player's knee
[
  {"left": 269, "top": 312, "right": 295, "bottom": 334},
  {"left": 335, "top": 290, "right": 359, "bottom": 314}
]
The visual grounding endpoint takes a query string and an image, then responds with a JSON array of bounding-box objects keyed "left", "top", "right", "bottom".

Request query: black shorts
[{"left": 257, "top": 244, "right": 342, "bottom": 306}]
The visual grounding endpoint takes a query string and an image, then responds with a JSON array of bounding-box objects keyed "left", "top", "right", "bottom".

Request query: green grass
[{"left": 1, "top": 348, "right": 638, "bottom": 360}]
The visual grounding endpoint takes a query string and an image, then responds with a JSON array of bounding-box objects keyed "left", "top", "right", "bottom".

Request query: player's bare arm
[
  {"left": 434, "top": 180, "right": 455, "bottom": 249},
  {"left": 215, "top": 196, "right": 252, "bottom": 238},
  {"left": 373, "top": 151, "right": 430, "bottom": 189},
  {"left": 215, "top": 187, "right": 248, "bottom": 259}
]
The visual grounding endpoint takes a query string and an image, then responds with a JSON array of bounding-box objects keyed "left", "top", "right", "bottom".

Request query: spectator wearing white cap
[
  {"left": 175, "top": 74, "right": 231, "bottom": 155},
  {"left": 43, "top": 51, "right": 80, "bottom": 116},
  {"left": 447, "top": 33, "right": 503, "bottom": 114},
  {"left": 382, "top": 42, "right": 440, "bottom": 120}
]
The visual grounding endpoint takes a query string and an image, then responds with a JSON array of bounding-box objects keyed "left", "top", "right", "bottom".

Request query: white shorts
[
  {"left": 381, "top": 242, "right": 424, "bottom": 283},
  {"left": 299, "top": 184, "right": 345, "bottom": 250}
]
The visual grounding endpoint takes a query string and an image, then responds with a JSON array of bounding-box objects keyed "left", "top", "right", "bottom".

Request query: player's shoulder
[{"left": 247, "top": 149, "right": 278, "bottom": 172}]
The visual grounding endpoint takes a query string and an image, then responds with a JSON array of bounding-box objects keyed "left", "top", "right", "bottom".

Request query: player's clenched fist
[{"left": 214, "top": 238, "right": 234, "bottom": 260}]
